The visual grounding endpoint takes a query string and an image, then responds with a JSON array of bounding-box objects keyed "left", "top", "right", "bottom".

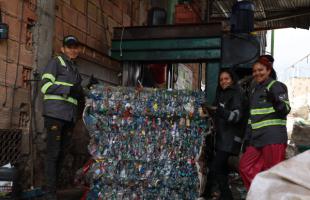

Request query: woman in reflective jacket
[
  {"left": 202, "top": 69, "right": 244, "bottom": 200},
  {"left": 239, "top": 55, "right": 291, "bottom": 190}
]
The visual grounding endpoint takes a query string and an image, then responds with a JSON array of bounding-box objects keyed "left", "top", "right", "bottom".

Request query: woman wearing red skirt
[{"left": 239, "top": 55, "right": 291, "bottom": 190}]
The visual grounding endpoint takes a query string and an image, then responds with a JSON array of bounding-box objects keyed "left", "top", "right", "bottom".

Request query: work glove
[
  {"left": 266, "top": 89, "right": 277, "bottom": 104},
  {"left": 69, "top": 84, "right": 83, "bottom": 99},
  {"left": 86, "top": 74, "right": 99, "bottom": 89}
]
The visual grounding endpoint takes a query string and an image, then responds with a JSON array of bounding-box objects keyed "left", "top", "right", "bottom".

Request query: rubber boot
[{"left": 217, "top": 175, "right": 233, "bottom": 200}]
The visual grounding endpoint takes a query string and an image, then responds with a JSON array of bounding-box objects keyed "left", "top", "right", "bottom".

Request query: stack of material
[
  {"left": 291, "top": 119, "right": 310, "bottom": 153},
  {"left": 82, "top": 85, "right": 207, "bottom": 199}
]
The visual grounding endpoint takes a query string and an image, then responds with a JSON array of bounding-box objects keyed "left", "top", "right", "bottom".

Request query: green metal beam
[
  {"left": 111, "top": 49, "right": 221, "bottom": 62},
  {"left": 111, "top": 38, "right": 221, "bottom": 51},
  {"left": 206, "top": 62, "right": 220, "bottom": 104}
]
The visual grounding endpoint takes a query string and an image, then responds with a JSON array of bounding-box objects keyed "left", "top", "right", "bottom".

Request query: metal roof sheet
[{"left": 210, "top": 0, "right": 310, "bottom": 30}]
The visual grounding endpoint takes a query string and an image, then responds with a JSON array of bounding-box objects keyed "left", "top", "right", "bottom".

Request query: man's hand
[
  {"left": 86, "top": 74, "right": 99, "bottom": 89},
  {"left": 69, "top": 84, "right": 83, "bottom": 99}
]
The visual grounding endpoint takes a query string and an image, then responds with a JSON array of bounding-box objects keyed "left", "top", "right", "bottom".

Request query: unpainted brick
[
  {"left": 88, "top": 19, "right": 104, "bottom": 41},
  {"left": 3, "top": 0, "right": 20, "bottom": 17},
  {"left": 22, "top": 4, "right": 37, "bottom": 22},
  {"left": 111, "top": 2, "right": 123, "bottom": 25},
  {"left": 86, "top": 35, "right": 97, "bottom": 50},
  {"left": 123, "top": 13, "right": 131, "bottom": 27},
  {"left": 97, "top": 9, "right": 105, "bottom": 27},
  {"left": 55, "top": 17, "right": 64, "bottom": 40},
  {"left": 101, "top": 0, "right": 112, "bottom": 17},
  {"left": 71, "top": 0, "right": 86, "bottom": 13},
  {"left": 89, "top": 0, "right": 100, "bottom": 6},
  {"left": 7, "top": 40, "right": 19, "bottom": 63},
  {"left": 107, "top": 17, "right": 117, "bottom": 34},
  {"left": 87, "top": 2, "right": 97, "bottom": 21},
  {"left": 0, "top": 106, "right": 11, "bottom": 129},
  {"left": 53, "top": 38, "right": 62, "bottom": 53},
  {"left": 62, "top": 22, "right": 71, "bottom": 36},
  {"left": 0, "top": 62, "right": 18, "bottom": 86},
  {"left": 62, "top": 4, "right": 78, "bottom": 26},
  {"left": 2, "top": 15, "right": 21, "bottom": 42},
  {"left": 55, "top": 1, "right": 63, "bottom": 18},
  {"left": 70, "top": 26, "right": 87, "bottom": 45},
  {"left": 77, "top": 12, "right": 87, "bottom": 32},
  {"left": 19, "top": 45, "right": 34, "bottom": 67},
  {"left": 63, "top": 0, "right": 71, "bottom": 5},
  {"left": 112, "top": 0, "right": 123, "bottom": 9}
]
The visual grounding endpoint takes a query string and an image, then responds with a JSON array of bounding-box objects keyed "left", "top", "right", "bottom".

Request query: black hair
[
  {"left": 218, "top": 68, "right": 239, "bottom": 85},
  {"left": 213, "top": 69, "right": 240, "bottom": 105},
  {"left": 270, "top": 68, "right": 277, "bottom": 80}
]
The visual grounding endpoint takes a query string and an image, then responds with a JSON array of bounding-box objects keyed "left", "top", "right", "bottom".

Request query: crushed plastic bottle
[{"left": 82, "top": 85, "right": 208, "bottom": 199}]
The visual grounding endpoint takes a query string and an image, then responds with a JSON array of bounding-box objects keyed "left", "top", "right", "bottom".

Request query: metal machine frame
[{"left": 111, "top": 23, "right": 258, "bottom": 103}]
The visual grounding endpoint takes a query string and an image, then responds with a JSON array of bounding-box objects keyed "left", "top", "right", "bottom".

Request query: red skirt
[{"left": 239, "top": 144, "right": 287, "bottom": 190}]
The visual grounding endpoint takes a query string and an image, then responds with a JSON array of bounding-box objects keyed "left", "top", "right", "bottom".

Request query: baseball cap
[{"left": 63, "top": 35, "right": 79, "bottom": 47}]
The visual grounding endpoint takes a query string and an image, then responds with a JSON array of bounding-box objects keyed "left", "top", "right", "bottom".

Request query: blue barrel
[
  {"left": 147, "top": 8, "right": 167, "bottom": 25},
  {"left": 230, "top": 1, "right": 255, "bottom": 33}
]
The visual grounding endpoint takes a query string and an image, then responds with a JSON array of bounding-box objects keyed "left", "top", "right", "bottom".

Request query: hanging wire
[{"left": 2, "top": 34, "right": 9, "bottom": 107}]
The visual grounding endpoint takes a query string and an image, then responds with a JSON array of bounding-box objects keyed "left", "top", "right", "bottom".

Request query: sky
[{"left": 266, "top": 28, "right": 310, "bottom": 82}]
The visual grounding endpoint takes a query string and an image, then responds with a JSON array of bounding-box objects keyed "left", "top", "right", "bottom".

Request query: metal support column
[
  {"left": 206, "top": 62, "right": 220, "bottom": 104},
  {"left": 198, "top": 63, "right": 202, "bottom": 91}
]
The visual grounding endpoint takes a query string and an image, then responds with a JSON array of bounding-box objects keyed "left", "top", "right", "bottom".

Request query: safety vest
[{"left": 41, "top": 56, "right": 78, "bottom": 105}]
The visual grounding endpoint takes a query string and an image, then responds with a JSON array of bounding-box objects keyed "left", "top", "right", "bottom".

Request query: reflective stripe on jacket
[
  {"left": 41, "top": 54, "right": 82, "bottom": 122},
  {"left": 249, "top": 78, "right": 290, "bottom": 147}
]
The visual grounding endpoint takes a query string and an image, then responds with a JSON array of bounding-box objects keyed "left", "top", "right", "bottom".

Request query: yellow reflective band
[
  {"left": 57, "top": 56, "right": 66, "bottom": 67},
  {"left": 44, "top": 94, "right": 78, "bottom": 105},
  {"left": 42, "top": 73, "right": 56, "bottom": 82},
  {"left": 41, "top": 82, "right": 53, "bottom": 94},
  {"left": 251, "top": 119, "right": 286, "bottom": 130},
  {"left": 250, "top": 107, "right": 275, "bottom": 115},
  {"left": 266, "top": 80, "right": 276, "bottom": 91},
  {"left": 248, "top": 119, "right": 251, "bottom": 124},
  {"left": 54, "top": 81, "right": 73, "bottom": 86}
]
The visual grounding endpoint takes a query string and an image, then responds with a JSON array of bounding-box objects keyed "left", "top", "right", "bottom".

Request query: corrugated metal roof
[{"left": 210, "top": 0, "right": 310, "bottom": 30}]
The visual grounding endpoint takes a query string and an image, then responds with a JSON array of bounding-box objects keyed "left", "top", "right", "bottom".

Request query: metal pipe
[
  {"left": 198, "top": 63, "right": 202, "bottom": 91},
  {"left": 167, "top": 0, "right": 178, "bottom": 24},
  {"left": 271, "top": 30, "right": 275, "bottom": 56}
]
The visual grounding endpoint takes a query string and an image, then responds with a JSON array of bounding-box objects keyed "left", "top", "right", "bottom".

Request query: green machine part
[{"left": 111, "top": 23, "right": 223, "bottom": 104}]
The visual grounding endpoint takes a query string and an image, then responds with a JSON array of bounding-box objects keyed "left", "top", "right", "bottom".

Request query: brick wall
[
  {"left": 53, "top": 0, "right": 149, "bottom": 83},
  {"left": 0, "top": 0, "right": 151, "bottom": 129},
  {"left": 0, "top": 0, "right": 37, "bottom": 134}
]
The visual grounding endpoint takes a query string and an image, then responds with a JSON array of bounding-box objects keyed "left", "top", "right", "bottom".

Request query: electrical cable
[{"left": 2, "top": 37, "right": 9, "bottom": 107}]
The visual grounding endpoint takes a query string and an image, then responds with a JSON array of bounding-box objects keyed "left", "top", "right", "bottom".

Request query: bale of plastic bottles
[{"left": 82, "top": 85, "right": 207, "bottom": 199}]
